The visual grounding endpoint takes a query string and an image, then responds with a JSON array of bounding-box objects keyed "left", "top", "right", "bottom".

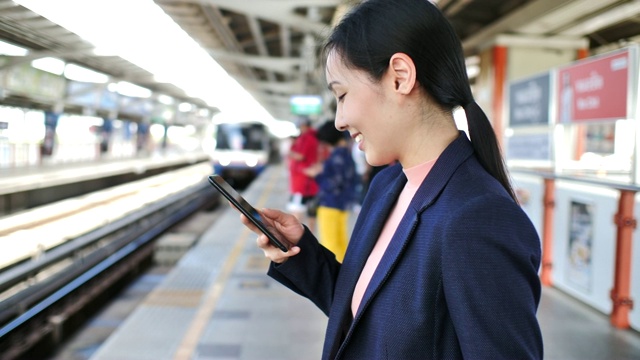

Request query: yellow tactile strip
[
  {"left": 142, "top": 289, "right": 204, "bottom": 308},
  {"left": 173, "top": 169, "right": 280, "bottom": 360}
]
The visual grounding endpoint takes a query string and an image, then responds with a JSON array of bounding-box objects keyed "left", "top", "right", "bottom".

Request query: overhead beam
[
  {"left": 181, "top": 0, "right": 341, "bottom": 35},
  {"left": 560, "top": 1, "right": 640, "bottom": 37},
  {"left": 0, "top": 47, "right": 94, "bottom": 70},
  {"left": 252, "top": 80, "right": 305, "bottom": 94},
  {"left": 493, "top": 34, "right": 589, "bottom": 50},
  {"left": 462, "top": 0, "right": 579, "bottom": 54},
  {"left": 517, "top": 0, "right": 619, "bottom": 35},
  {"left": 207, "top": 48, "right": 303, "bottom": 73},
  {"left": 247, "top": 15, "right": 276, "bottom": 82}
]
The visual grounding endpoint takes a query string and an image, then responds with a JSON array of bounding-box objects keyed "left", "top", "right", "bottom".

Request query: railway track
[{"left": 0, "top": 163, "right": 220, "bottom": 360}]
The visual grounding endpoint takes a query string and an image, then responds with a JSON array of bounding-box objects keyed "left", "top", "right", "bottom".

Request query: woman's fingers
[
  {"left": 256, "top": 234, "right": 300, "bottom": 263},
  {"left": 239, "top": 213, "right": 260, "bottom": 233}
]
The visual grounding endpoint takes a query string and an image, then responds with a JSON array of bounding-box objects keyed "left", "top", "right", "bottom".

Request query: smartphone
[{"left": 207, "top": 175, "right": 289, "bottom": 252}]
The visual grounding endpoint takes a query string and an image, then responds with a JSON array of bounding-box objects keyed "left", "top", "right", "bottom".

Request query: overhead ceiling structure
[
  {"left": 2, "top": 0, "right": 640, "bottom": 121},
  {"left": 153, "top": 0, "right": 344, "bottom": 120},
  {"left": 0, "top": 0, "right": 220, "bottom": 120}
]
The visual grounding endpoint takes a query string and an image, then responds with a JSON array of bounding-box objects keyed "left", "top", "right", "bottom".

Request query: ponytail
[{"left": 463, "top": 101, "right": 518, "bottom": 203}]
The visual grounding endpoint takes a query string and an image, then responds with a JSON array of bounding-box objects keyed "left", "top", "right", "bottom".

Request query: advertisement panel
[
  {"left": 67, "top": 81, "right": 119, "bottom": 111},
  {"left": 66, "top": 81, "right": 99, "bottom": 107},
  {"left": 506, "top": 133, "right": 551, "bottom": 161},
  {"left": 566, "top": 200, "right": 593, "bottom": 292},
  {"left": 4, "top": 63, "right": 66, "bottom": 100},
  {"left": 557, "top": 49, "right": 630, "bottom": 123},
  {"left": 508, "top": 72, "right": 551, "bottom": 127}
]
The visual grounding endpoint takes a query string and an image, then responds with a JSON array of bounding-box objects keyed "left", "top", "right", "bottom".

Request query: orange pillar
[
  {"left": 574, "top": 48, "right": 589, "bottom": 160},
  {"left": 492, "top": 45, "right": 507, "bottom": 150},
  {"left": 610, "top": 190, "right": 636, "bottom": 329},
  {"left": 540, "top": 178, "right": 555, "bottom": 286},
  {"left": 577, "top": 48, "right": 589, "bottom": 60}
]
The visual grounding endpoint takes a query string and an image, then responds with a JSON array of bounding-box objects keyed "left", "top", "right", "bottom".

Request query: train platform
[
  {"left": 85, "top": 163, "right": 640, "bottom": 360},
  {"left": 0, "top": 151, "right": 210, "bottom": 216},
  {"left": 0, "top": 151, "right": 208, "bottom": 196}
]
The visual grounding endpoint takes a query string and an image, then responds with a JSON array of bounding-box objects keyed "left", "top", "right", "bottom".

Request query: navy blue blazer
[{"left": 269, "top": 132, "right": 543, "bottom": 359}]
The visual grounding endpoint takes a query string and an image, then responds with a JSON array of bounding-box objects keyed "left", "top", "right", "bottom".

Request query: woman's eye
[{"left": 338, "top": 93, "right": 346, "bottom": 102}]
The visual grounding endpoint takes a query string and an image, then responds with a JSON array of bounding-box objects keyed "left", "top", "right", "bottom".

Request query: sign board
[
  {"left": 557, "top": 49, "right": 631, "bottom": 123},
  {"left": 67, "top": 81, "right": 119, "bottom": 111},
  {"left": 290, "top": 95, "right": 322, "bottom": 115},
  {"left": 506, "top": 133, "right": 551, "bottom": 160},
  {"left": 508, "top": 72, "right": 551, "bottom": 127},
  {"left": 4, "top": 63, "right": 66, "bottom": 100}
]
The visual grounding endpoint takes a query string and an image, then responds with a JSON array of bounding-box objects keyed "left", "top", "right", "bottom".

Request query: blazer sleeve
[
  {"left": 442, "top": 193, "right": 543, "bottom": 359},
  {"left": 267, "top": 226, "right": 341, "bottom": 316}
]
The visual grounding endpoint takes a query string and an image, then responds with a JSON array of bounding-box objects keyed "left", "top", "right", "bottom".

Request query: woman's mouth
[{"left": 354, "top": 134, "right": 363, "bottom": 144}]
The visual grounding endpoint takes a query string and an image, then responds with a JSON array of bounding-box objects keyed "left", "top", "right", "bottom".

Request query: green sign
[{"left": 290, "top": 95, "right": 322, "bottom": 115}]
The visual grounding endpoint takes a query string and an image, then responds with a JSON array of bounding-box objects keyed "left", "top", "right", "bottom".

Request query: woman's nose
[{"left": 334, "top": 111, "right": 347, "bottom": 131}]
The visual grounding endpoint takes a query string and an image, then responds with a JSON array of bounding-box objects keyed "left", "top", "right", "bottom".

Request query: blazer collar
[{"left": 411, "top": 131, "right": 474, "bottom": 212}]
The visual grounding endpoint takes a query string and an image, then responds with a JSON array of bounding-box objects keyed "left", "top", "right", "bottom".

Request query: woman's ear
[{"left": 388, "top": 53, "right": 417, "bottom": 95}]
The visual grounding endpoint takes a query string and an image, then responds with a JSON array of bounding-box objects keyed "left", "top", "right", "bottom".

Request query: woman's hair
[{"left": 323, "top": 0, "right": 517, "bottom": 202}]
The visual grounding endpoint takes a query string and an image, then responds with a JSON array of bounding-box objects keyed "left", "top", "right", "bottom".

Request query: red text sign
[{"left": 557, "top": 49, "right": 630, "bottom": 123}]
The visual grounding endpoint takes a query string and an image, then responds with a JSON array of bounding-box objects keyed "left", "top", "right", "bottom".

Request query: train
[{"left": 205, "top": 117, "right": 277, "bottom": 184}]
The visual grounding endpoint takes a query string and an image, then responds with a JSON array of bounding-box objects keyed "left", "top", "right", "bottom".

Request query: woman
[{"left": 241, "top": 0, "right": 543, "bottom": 358}]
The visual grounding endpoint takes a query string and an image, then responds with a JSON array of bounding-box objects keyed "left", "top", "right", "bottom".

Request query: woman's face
[{"left": 325, "top": 51, "right": 398, "bottom": 166}]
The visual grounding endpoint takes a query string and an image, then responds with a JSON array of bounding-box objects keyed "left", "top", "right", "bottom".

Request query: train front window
[
  {"left": 216, "top": 123, "right": 268, "bottom": 151},
  {"left": 243, "top": 126, "right": 266, "bottom": 150}
]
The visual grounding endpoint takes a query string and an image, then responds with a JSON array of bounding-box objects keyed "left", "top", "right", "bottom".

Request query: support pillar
[
  {"left": 574, "top": 48, "right": 589, "bottom": 160},
  {"left": 610, "top": 189, "right": 636, "bottom": 329},
  {"left": 492, "top": 45, "right": 507, "bottom": 150},
  {"left": 540, "top": 178, "right": 555, "bottom": 286}
]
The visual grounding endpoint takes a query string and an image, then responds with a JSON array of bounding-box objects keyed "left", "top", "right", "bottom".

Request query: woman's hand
[{"left": 240, "top": 208, "right": 303, "bottom": 263}]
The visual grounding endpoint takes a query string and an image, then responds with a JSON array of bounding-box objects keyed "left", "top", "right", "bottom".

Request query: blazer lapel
[
  {"left": 353, "top": 133, "right": 475, "bottom": 320},
  {"left": 322, "top": 169, "right": 406, "bottom": 359},
  {"left": 352, "top": 206, "right": 419, "bottom": 322},
  {"left": 345, "top": 176, "right": 405, "bottom": 277}
]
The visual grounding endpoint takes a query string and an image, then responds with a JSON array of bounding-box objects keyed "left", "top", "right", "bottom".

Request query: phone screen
[{"left": 207, "top": 175, "right": 289, "bottom": 252}]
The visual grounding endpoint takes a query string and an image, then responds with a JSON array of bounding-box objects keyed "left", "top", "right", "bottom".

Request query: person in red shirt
[{"left": 287, "top": 116, "right": 319, "bottom": 230}]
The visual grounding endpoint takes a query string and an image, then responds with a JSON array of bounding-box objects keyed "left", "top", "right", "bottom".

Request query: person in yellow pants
[
  {"left": 304, "top": 120, "right": 357, "bottom": 262},
  {"left": 317, "top": 206, "right": 350, "bottom": 262}
]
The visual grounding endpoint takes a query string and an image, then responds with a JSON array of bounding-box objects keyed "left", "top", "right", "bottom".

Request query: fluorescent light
[
  {"left": 64, "top": 63, "right": 109, "bottom": 83},
  {"left": 31, "top": 57, "right": 65, "bottom": 75},
  {"left": 116, "top": 81, "right": 151, "bottom": 98},
  {"left": 178, "top": 102, "right": 193, "bottom": 112},
  {"left": 157, "top": 94, "right": 174, "bottom": 105},
  {"left": 0, "top": 40, "right": 28, "bottom": 56},
  {"left": 466, "top": 65, "right": 480, "bottom": 79},
  {"left": 162, "top": 110, "right": 174, "bottom": 120},
  {"left": 465, "top": 55, "right": 480, "bottom": 79},
  {"left": 465, "top": 55, "right": 480, "bottom": 66},
  {"left": 14, "top": 0, "right": 274, "bottom": 121}
]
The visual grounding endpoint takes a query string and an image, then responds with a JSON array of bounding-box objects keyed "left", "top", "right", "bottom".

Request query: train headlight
[
  {"left": 245, "top": 157, "right": 258, "bottom": 167},
  {"left": 218, "top": 157, "right": 231, "bottom": 166}
]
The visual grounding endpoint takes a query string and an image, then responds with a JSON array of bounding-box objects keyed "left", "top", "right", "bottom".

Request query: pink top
[{"left": 351, "top": 159, "right": 437, "bottom": 317}]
